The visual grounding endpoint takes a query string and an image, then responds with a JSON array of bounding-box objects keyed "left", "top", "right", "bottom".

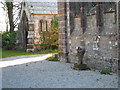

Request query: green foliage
[
  {"left": 0, "top": 33, "right": 2, "bottom": 48},
  {"left": 42, "top": 28, "right": 58, "bottom": 49},
  {"left": 40, "top": 16, "right": 58, "bottom": 50},
  {"left": 100, "top": 68, "right": 111, "bottom": 74},
  {"left": 46, "top": 56, "right": 59, "bottom": 61},
  {"left": 51, "top": 16, "right": 58, "bottom": 29},
  {"left": 2, "top": 31, "right": 17, "bottom": 50}
]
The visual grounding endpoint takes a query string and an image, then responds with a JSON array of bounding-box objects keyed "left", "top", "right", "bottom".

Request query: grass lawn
[{"left": 1, "top": 49, "right": 58, "bottom": 58}]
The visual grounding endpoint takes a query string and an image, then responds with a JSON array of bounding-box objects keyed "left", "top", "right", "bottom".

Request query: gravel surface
[
  {"left": 0, "top": 68, "right": 2, "bottom": 90},
  {"left": 1, "top": 55, "right": 118, "bottom": 88},
  {"left": 0, "top": 54, "right": 52, "bottom": 61}
]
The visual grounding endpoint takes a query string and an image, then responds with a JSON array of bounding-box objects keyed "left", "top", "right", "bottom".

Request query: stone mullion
[{"left": 47, "top": 20, "right": 51, "bottom": 31}]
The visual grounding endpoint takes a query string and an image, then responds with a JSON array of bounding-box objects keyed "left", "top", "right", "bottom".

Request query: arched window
[
  {"left": 46, "top": 21, "right": 48, "bottom": 31},
  {"left": 40, "top": 20, "right": 43, "bottom": 32}
]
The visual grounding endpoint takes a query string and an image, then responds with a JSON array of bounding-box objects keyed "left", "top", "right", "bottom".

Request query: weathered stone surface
[{"left": 58, "top": 2, "right": 118, "bottom": 72}]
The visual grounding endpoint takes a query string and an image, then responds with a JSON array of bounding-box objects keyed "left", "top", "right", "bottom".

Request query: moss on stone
[
  {"left": 46, "top": 56, "right": 59, "bottom": 61},
  {"left": 100, "top": 68, "right": 111, "bottom": 74},
  {"left": 72, "top": 63, "right": 90, "bottom": 70}
]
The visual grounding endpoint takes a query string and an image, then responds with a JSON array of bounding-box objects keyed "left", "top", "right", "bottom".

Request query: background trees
[
  {"left": 5, "top": 1, "right": 14, "bottom": 32},
  {"left": 1, "top": 0, "right": 21, "bottom": 32},
  {"left": 1, "top": 1, "right": 21, "bottom": 50}
]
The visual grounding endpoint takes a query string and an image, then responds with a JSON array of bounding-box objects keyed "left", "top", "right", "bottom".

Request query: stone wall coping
[{"left": 87, "top": 11, "right": 115, "bottom": 16}]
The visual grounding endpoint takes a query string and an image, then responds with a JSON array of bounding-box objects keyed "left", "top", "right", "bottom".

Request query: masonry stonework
[
  {"left": 58, "top": 2, "right": 118, "bottom": 72},
  {"left": 27, "top": 15, "right": 55, "bottom": 51},
  {"left": 118, "top": 2, "right": 120, "bottom": 71},
  {"left": 58, "top": 2, "right": 69, "bottom": 62}
]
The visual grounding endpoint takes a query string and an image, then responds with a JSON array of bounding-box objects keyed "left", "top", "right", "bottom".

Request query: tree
[
  {"left": 0, "top": 1, "right": 9, "bottom": 32},
  {"left": 1, "top": 1, "right": 21, "bottom": 32},
  {"left": 5, "top": 1, "right": 14, "bottom": 32}
]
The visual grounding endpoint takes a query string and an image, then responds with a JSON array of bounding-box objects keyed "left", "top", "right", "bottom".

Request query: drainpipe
[
  {"left": 64, "top": 2, "right": 69, "bottom": 63},
  {"left": 117, "top": 1, "right": 120, "bottom": 74}
]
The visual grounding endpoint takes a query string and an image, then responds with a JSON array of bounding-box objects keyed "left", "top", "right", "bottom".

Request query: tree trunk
[{"left": 6, "top": 2, "right": 14, "bottom": 32}]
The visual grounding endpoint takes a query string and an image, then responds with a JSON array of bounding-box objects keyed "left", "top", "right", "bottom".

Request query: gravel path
[{"left": 1, "top": 55, "right": 118, "bottom": 88}]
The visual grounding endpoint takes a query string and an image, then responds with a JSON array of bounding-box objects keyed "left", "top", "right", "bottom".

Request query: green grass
[
  {"left": 1, "top": 49, "right": 58, "bottom": 58},
  {"left": 46, "top": 56, "right": 59, "bottom": 61}
]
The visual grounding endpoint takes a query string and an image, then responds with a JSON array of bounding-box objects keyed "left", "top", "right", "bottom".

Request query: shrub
[
  {"left": 41, "top": 28, "right": 58, "bottom": 49},
  {"left": 2, "top": 31, "right": 17, "bottom": 50},
  {"left": 46, "top": 56, "right": 59, "bottom": 61},
  {"left": 51, "top": 16, "right": 58, "bottom": 29},
  {"left": 100, "top": 68, "right": 111, "bottom": 74},
  {"left": 0, "top": 33, "right": 2, "bottom": 48},
  {"left": 40, "top": 16, "right": 58, "bottom": 50}
]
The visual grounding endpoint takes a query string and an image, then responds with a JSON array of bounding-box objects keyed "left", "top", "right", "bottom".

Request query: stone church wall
[
  {"left": 27, "top": 14, "right": 56, "bottom": 51},
  {"left": 68, "top": 13, "right": 117, "bottom": 72},
  {"left": 58, "top": 2, "right": 118, "bottom": 72}
]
